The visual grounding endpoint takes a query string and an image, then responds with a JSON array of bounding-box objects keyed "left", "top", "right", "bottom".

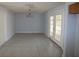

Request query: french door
[{"left": 50, "top": 15, "right": 62, "bottom": 41}]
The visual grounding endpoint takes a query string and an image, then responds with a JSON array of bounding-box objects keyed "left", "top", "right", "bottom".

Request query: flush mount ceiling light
[{"left": 25, "top": 4, "right": 34, "bottom": 16}]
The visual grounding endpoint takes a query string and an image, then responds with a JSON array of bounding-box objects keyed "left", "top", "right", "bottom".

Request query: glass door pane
[
  {"left": 50, "top": 16, "right": 54, "bottom": 36},
  {"left": 55, "top": 15, "right": 62, "bottom": 41}
]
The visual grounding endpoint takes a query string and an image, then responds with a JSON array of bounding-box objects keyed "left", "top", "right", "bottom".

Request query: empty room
[{"left": 0, "top": 2, "right": 79, "bottom": 57}]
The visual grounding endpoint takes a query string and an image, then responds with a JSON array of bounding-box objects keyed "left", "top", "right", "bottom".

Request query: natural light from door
[
  {"left": 50, "top": 16, "right": 54, "bottom": 37},
  {"left": 55, "top": 15, "right": 62, "bottom": 42}
]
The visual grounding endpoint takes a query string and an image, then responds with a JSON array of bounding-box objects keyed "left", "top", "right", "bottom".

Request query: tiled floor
[{"left": 0, "top": 33, "right": 63, "bottom": 57}]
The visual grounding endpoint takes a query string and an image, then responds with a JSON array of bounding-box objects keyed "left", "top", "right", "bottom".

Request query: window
[
  {"left": 55, "top": 15, "right": 62, "bottom": 41},
  {"left": 50, "top": 16, "right": 54, "bottom": 36}
]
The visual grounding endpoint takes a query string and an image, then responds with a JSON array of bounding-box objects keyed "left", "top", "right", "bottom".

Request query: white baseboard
[{"left": 16, "top": 31, "right": 44, "bottom": 33}]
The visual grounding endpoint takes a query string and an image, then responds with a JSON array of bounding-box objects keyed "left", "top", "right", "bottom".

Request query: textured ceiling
[{"left": 0, "top": 2, "right": 64, "bottom": 13}]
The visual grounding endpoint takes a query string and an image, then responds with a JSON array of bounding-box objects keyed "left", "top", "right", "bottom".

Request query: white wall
[
  {"left": 63, "top": 2, "right": 76, "bottom": 57},
  {"left": 0, "top": 6, "right": 15, "bottom": 47},
  {"left": 65, "top": 14, "right": 76, "bottom": 57},
  {"left": 75, "top": 14, "right": 79, "bottom": 56},
  {"left": 6, "top": 10, "right": 15, "bottom": 40},
  {"left": 0, "top": 6, "right": 6, "bottom": 46},
  {"left": 15, "top": 13, "right": 44, "bottom": 33}
]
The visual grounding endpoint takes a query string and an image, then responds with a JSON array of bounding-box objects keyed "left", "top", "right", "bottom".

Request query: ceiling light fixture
[
  {"left": 25, "top": 4, "right": 34, "bottom": 16},
  {"left": 26, "top": 7, "right": 32, "bottom": 16}
]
